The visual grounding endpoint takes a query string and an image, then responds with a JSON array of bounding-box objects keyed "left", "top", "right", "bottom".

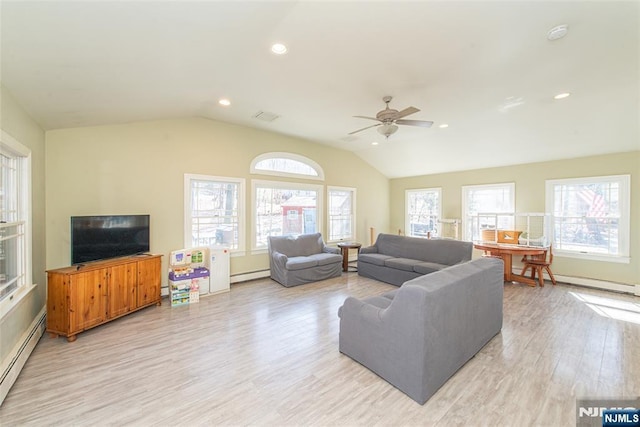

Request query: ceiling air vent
[{"left": 252, "top": 111, "right": 280, "bottom": 122}]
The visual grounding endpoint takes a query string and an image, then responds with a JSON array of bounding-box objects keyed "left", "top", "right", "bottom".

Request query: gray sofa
[
  {"left": 339, "top": 257, "right": 504, "bottom": 404},
  {"left": 358, "top": 233, "right": 473, "bottom": 286},
  {"left": 268, "top": 233, "right": 342, "bottom": 287}
]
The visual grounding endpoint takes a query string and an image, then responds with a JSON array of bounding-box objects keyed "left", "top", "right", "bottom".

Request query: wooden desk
[
  {"left": 337, "top": 242, "right": 362, "bottom": 272},
  {"left": 473, "top": 243, "right": 547, "bottom": 287}
]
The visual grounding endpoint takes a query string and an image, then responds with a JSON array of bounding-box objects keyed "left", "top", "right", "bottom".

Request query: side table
[{"left": 337, "top": 242, "right": 362, "bottom": 272}]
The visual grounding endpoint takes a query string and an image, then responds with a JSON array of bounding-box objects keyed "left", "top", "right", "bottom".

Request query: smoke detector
[{"left": 547, "top": 24, "right": 569, "bottom": 41}]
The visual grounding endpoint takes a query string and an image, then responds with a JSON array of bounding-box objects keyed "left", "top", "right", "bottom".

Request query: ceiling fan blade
[
  {"left": 348, "top": 123, "right": 381, "bottom": 135},
  {"left": 396, "top": 119, "right": 433, "bottom": 128},
  {"left": 395, "top": 106, "right": 420, "bottom": 119},
  {"left": 353, "top": 115, "right": 381, "bottom": 122}
]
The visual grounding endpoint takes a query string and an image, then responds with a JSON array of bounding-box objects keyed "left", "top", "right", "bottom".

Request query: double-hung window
[
  {"left": 250, "top": 153, "right": 325, "bottom": 252},
  {"left": 406, "top": 188, "right": 441, "bottom": 238},
  {"left": 546, "top": 175, "right": 630, "bottom": 262},
  {"left": 0, "top": 130, "right": 32, "bottom": 308},
  {"left": 327, "top": 186, "right": 355, "bottom": 242},
  {"left": 462, "top": 183, "right": 515, "bottom": 241},
  {"left": 184, "top": 174, "right": 245, "bottom": 253},
  {"left": 252, "top": 180, "right": 323, "bottom": 251}
]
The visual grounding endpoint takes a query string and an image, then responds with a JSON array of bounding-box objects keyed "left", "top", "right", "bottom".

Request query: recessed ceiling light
[
  {"left": 219, "top": 98, "right": 231, "bottom": 106},
  {"left": 372, "top": 141, "right": 379, "bottom": 146},
  {"left": 439, "top": 124, "right": 449, "bottom": 128},
  {"left": 554, "top": 92, "right": 571, "bottom": 100},
  {"left": 271, "top": 43, "right": 288, "bottom": 55},
  {"left": 547, "top": 24, "right": 569, "bottom": 41}
]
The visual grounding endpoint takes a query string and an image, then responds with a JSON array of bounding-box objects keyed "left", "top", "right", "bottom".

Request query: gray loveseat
[
  {"left": 339, "top": 257, "right": 504, "bottom": 404},
  {"left": 358, "top": 233, "right": 473, "bottom": 286},
  {"left": 268, "top": 233, "right": 342, "bottom": 287}
]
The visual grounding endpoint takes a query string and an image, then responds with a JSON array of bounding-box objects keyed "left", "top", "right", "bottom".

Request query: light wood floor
[{"left": 1, "top": 272, "right": 639, "bottom": 426}]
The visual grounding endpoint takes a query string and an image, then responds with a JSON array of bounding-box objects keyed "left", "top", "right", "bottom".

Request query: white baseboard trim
[
  {"left": 554, "top": 274, "right": 638, "bottom": 295},
  {"left": 0, "top": 306, "right": 46, "bottom": 406},
  {"left": 511, "top": 267, "right": 637, "bottom": 295},
  {"left": 161, "top": 270, "right": 271, "bottom": 295},
  {"left": 231, "top": 270, "right": 270, "bottom": 284},
  {"left": 165, "top": 267, "right": 639, "bottom": 296}
]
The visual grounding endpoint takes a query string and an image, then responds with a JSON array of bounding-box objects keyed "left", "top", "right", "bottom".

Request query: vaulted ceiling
[{"left": 1, "top": 1, "right": 638, "bottom": 178}]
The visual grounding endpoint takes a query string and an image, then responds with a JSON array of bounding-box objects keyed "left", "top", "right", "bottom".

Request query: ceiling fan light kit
[
  {"left": 378, "top": 123, "right": 398, "bottom": 138},
  {"left": 349, "top": 96, "right": 433, "bottom": 139}
]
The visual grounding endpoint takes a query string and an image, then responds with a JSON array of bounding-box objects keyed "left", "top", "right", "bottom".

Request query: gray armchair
[{"left": 268, "top": 233, "right": 342, "bottom": 287}]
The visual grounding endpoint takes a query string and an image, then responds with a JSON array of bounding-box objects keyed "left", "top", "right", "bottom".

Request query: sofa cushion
[
  {"left": 308, "top": 252, "right": 342, "bottom": 266},
  {"left": 286, "top": 256, "right": 318, "bottom": 271},
  {"left": 384, "top": 257, "right": 420, "bottom": 272},
  {"left": 413, "top": 261, "right": 448, "bottom": 275},
  {"left": 358, "top": 253, "right": 395, "bottom": 266}
]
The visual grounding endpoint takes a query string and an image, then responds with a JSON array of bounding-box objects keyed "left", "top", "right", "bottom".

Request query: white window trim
[
  {"left": 462, "top": 182, "right": 515, "bottom": 241},
  {"left": 0, "top": 130, "right": 34, "bottom": 320},
  {"left": 184, "top": 174, "right": 246, "bottom": 256},
  {"left": 327, "top": 185, "right": 356, "bottom": 243},
  {"left": 545, "top": 175, "right": 630, "bottom": 263},
  {"left": 250, "top": 152, "right": 325, "bottom": 181},
  {"left": 251, "top": 179, "right": 324, "bottom": 254},
  {"left": 405, "top": 187, "right": 442, "bottom": 238}
]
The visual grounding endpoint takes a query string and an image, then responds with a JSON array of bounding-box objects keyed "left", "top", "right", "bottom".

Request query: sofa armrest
[
  {"left": 338, "top": 297, "right": 384, "bottom": 326},
  {"left": 323, "top": 245, "right": 340, "bottom": 255},
  {"left": 360, "top": 246, "right": 378, "bottom": 254},
  {"left": 270, "top": 250, "right": 288, "bottom": 268}
]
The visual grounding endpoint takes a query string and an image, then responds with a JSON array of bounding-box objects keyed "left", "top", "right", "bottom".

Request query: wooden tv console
[{"left": 46, "top": 254, "right": 162, "bottom": 342}]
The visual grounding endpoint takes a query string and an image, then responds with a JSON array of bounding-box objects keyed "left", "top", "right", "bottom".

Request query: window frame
[
  {"left": 250, "top": 152, "right": 325, "bottom": 181},
  {"left": 184, "top": 174, "right": 246, "bottom": 256},
  {"left": 462, "top": 182, "right": 515, "bottom": 241},
  {"left": 0, "top": 129, "right": 33, "bottom": 319},
  {"left": 405, "top": 187, "right": 442, "bottom": 238},
  {"left": 545, "top": 175, "right": 630, "bottom": 263},
  {"left": 327, "top": 186, "right": 356, "bottom": 243},
  {"left": 251, "top": 179, "right": 324, "bottom": 253}
]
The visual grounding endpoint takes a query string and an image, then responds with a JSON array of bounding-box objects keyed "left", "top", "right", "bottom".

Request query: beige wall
[
  {"left": 45, "top": 118, "right": 389, "bottom": 285},
  {"left": 390, "top": 152, "right": 640, "bottom": 285},
  {"left": 0, "top": 85, "right": 46, "bottom": 363}
]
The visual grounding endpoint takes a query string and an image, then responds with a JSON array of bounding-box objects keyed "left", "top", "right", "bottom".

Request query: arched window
[{"left": 250, "top": 152, "right": 324, "bottom": 180}]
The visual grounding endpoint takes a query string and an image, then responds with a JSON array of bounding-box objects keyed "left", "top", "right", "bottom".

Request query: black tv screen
[{"left": 71, "top": 215, "right": 150, "bottom": 264}]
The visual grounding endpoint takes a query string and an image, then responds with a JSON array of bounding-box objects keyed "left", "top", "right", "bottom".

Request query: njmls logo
[
  {"left": 602, "top": 409, "right": 640, "bottom": 427},
  {"left": 577, "top": 398, "right": 640, "bottom": 427}
]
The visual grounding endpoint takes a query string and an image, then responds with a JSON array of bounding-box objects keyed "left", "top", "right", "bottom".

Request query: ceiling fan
[{"left": 349, "top": 96, "right": 433, "bottom": 138}]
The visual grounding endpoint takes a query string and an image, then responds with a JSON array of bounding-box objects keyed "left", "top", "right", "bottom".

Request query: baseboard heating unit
[{"left": 0, "top": 307, "right": 46, "bottom": 406}]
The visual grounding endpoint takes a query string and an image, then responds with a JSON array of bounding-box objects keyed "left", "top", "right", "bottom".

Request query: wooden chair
[{"left": 520, "top": 245, "right": 556, "bottom": 287}]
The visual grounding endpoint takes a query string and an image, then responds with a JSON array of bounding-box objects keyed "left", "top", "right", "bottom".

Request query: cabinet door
[
  {"left": 46, "top": 272, "right": 70, "bottom": 335},
  {"left": 137, "top": 257, "right": 161, "bottom": 307},
  {"left": 68, "top": 269, "right": 108, "bottom": 333},
  {"left": 108, "top": 262, "right": 138, "bottom": 317}
]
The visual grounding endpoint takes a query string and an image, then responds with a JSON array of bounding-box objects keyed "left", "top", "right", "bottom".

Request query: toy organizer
[{"left": 168, "top": 247, "right": 209, "bottom": 307}]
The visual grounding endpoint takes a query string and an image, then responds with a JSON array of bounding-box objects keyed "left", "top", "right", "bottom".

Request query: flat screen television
[{"left": 71, "top": 215, "right": 150, "bottom": 264}]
